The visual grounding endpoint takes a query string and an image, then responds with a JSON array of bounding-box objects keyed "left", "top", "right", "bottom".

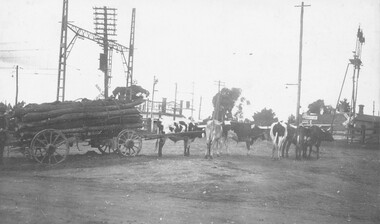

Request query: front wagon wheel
[
  {"left": 116, "top": 130, "right": 142, "bottom": 157},
  {"left": 30, "top": 129, "right": 69, "bottom": 165}
]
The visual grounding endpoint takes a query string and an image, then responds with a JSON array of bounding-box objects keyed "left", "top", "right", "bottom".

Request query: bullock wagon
[
  {"left": 1, "top": 98, "right": 205, "bottom": 165},
  {"left": 1, "top": 98, "right": 147, "bottom": 165}
]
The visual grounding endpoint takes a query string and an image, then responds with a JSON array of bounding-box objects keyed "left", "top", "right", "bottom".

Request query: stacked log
[{"left": 13, "top": 98, "right": 145, "bottom": 138}]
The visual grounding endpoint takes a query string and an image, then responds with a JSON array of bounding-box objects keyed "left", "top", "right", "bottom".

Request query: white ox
[
  {"left": 205, "top": 120, "right": 224, "bottom": 159},
  {"left": 270, "top": 121, "right": 288, "bottom": 160}
]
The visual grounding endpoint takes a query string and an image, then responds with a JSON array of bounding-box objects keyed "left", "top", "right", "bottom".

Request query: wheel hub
[
  {"left": 46, "top": 144, "right": 56, "bottom": 155},
  {"left": 125, "top": 140, "right": 134, "bottom": 148}
]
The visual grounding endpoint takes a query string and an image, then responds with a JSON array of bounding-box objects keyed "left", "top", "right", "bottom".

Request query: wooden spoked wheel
[
  {"left": 30, "top": 129, "right": 69, "bottom": 165},
  {"left": 116, "top": 130, "right": 142, "bottom": 157},
  {"left": 97, "top": 139, "right": 115, "bottom": 154}
]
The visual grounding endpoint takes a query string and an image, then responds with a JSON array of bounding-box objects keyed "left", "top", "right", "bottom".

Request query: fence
[{"left": 333, "top": 127, "right": 380, "bottom": 145}]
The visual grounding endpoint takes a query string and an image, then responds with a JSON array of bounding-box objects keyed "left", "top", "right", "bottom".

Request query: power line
[{"left": 0, "top": 49, "right": 40, "bottom": 52}]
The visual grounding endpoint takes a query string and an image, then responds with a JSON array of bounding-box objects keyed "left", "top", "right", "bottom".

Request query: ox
[
  {"left": 155, "top": 118, "right": 203, "bottom": 157},
  {"left": 282, "top": 124, "right": 296, "bottom": 158},
  {"left": 282, "top": 125, "right": 313, "bottom": 160},
  {"left": 270, "top": 121, "right": 288, "bottom": 160},
  {"left": 305, "top": 126, "right": 334, "bottom": 159},
  {"left": 282, "top": 124, "right": 308, "bottom": 160},
  {"left": 205, "top": 120, "right": 224, "bottom": 159},
  {"left": 223, "top": 122, "right": 268, "bottom": 155},
  {"left": 295, "top": 126, "right": 310, "bottom": 160}
]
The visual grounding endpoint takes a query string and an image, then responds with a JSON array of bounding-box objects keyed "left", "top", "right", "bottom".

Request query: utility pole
[
  {"left": 295, "top": 2, "right": 310, "bottom": 129},
  {"left": 373, "top": 101, "right": 375, "bottom": 116},
  {"left": 15, "top": 65, "right": 19, "bottom": 106},
  {"left": 198, "top": 96, "right": 202, "bottom": 121},
  {"left": 94, "top": 6, "right": 117, "bottom": 99},
  {"left": 173, "top": 83, "right": 178, "bottom": 120},
  {"left": 150, "top": 76, "right": 158, "bottom": 131},
  {"left": 191, "top": 82, "right": 194, "bottom": 119}
]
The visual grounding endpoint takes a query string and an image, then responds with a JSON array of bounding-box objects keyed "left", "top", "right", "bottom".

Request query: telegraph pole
[
  {"left": 295, "top": 2, "right": 310, "bottom": 129},
  {"left": 173, "top": 83, "right": 178, "bottom": 120},
  {"left": 15, "top": 65, "right": 19, "bottom": 106},
  {"left": 191, "top": 82, "right": 194, "bottom": 119},
  {"left": 150, "top": 76, "right": 158, "bottom": 131},
  {"left": 94, "top": 6, "right": 117, "bottom": 99},
  {"left": 198, "top": 96, "right": 202, "bottom": 120}
]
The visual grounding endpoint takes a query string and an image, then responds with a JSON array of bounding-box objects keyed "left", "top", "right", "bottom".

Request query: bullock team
[{"left": 154, "top": 117, "right": 334, "bottom": 160}]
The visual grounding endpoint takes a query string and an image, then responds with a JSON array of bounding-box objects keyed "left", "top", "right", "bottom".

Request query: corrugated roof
[
  {"left": 354, "top": 114, "right": 380, "bottom": 123},
  {"left": 312, "top": 113, "right": 348, "bottom": 124}
]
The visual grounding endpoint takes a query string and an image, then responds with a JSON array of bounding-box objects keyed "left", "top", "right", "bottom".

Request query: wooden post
[
  {"left": 15, "top": 65, "right": 19, "bottom": 106},
  {"left": 173, "top": 83, "right": 177, "bottom": 120},
  {"left": 361, "top": 125, "right": 366, "bottom": 144},
  {"left": 295, "top": 2, "right": 310, "bottom": 130},
  {"left": 150, "top": 76, "right": 158, "bottom": 131},
  {"left": 198, "top": 96, "right": 202, "bottom": 120}
]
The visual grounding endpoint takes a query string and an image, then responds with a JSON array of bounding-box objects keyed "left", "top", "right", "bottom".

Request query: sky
[{"left": 0, "top": 0, "right": 379, "bottom": 121}]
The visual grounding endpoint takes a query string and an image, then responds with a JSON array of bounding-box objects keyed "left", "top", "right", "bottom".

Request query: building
[
  {"left": 301, "top": 112, "right": 349, "bottom": 140},
  {"left": 351, "top": 105, "right": 380, "bottom": 144},
  {"left": 138, "top": 98, "right": 193, "bottom": 132}
]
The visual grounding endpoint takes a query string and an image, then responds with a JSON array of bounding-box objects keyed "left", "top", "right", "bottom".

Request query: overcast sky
[{"left": 0, "top": 0, "right": 379, "bottom": 121}]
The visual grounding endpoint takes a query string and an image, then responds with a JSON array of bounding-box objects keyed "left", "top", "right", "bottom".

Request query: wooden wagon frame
[{"left": 3, "top": 123, "right": 204, "bottom": 166}]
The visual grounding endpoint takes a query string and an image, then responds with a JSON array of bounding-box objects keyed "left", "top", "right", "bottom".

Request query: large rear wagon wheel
[
  {"left": 116, "top": 130, "right": 142, "bottom": 157},
  {"left": 30, "top": 129, "right": 69, "bottom": 165}
]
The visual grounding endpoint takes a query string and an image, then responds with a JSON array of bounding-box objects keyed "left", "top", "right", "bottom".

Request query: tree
[
  {"left": 308, "top": 99, "right": 325, "bottom": 114},
  {"left": 307, "top": 99, "right": 334, "bottom": 115},
  {"left": 212, "top": 87, "right": 241, "bottom": 121},
  {"left": 233, "top": 97, "right": 251, "bottom": 121},
  {"left": 338, "top": 98, "right": 351, "bottom": 113},
  {"left": 0, "top": 103, "right": 7, "bottom": 114},
  {"left": 252, "top": 108, "right": 277, "bottom": 126}
]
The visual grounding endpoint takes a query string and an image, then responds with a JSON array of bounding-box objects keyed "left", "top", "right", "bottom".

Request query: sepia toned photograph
[{"left": 0, "top": 0, "right": 379, "bottom": 223}]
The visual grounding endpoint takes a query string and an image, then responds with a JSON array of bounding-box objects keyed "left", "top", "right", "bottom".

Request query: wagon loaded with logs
[{"left": 2, "top": 98, "right": 145, "bottom": 165}]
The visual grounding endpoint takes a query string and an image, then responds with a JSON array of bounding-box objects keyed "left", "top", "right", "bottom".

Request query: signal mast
[{"left": 349, "top": 27, "right": 365, "bottom": 120}]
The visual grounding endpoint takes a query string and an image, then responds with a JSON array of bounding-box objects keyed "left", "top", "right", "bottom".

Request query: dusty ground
[{"left": 0, "top": 138, "right": 379, "bottom": 224}]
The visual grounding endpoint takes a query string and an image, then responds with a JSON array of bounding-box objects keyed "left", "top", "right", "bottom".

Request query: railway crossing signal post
[
  {"left": 331, "top": 27, "right": 365, "bottom": 131},
  {"left": 295, "top": 2, "right": 310, "bottom": 129},
  {"left": 349, "top": 27, "right": 365, "bottom": 120}
]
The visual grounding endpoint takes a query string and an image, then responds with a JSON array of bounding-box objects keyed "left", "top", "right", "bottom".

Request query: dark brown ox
[
  {"left": 305, "top": 126, "right": 334, "bottom": 159},
  {"left": 223, "top": 122, "right": 268, "bottom": 155}
]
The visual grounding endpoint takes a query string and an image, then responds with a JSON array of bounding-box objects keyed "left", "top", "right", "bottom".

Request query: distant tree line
[{"left": 211, "top": 88, "right": 351, "bottom": 126}]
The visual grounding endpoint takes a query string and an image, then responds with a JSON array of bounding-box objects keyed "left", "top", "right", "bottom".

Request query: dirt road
[{"left": 0, "top": 139, "right": 379, "bottom": 224}]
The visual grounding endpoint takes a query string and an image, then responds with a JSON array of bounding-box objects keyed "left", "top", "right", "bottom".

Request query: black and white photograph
[{"left": 0, "top": 0, "right": 379, "bottom": 223}]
